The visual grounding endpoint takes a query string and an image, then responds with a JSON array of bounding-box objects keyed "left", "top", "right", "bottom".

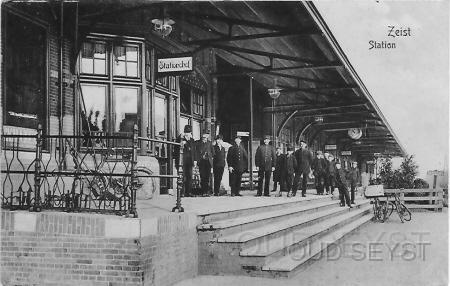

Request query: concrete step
[
  {"left": 217, "top": 200, "right": 370, "bottom": 248},
  {"left": 239, "top": 204, "right": 371, "bottom": 267},
  {"left": 261, "top": 213, "right": 373, "bottom": 278},
  {"left": 198, "top": 199, "right": 340, "bottom": 236},
  {"left": 198, "top": 195, "right": 333, "bottom": 224}
]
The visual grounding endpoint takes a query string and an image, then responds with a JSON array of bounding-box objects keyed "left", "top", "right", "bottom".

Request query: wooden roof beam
[{"left": 263, "top": 103, "right": 367, "bottom": 113}]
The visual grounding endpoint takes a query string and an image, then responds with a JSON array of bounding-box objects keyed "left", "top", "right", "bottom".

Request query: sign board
[
  {"left": 341, "top": 151, "right": 352, "bottom": 156},
  {"left": 325, "top": 144, "right": 337, "bottom": 150},
  {"left": 366, "top": 160, "right": 374, "bottom": 164},
  {"left": 427, "top": 170, "right": 445, "bottom": 176},
  {"left": 157, "top": 56, "right": 193, "bottom": 73},
  {"left": 373, "top": 153, "right": 382, "bottom": 157},
  {"left": 364, "top": 184, "right": 385, "bottom": 197},
  {"left": 237, "top": 131, "right": 250, "bottom": 137}
]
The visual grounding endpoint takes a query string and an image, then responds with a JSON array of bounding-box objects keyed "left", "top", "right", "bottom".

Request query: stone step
[
  {"left": 198, "top": 195, "right": 333, "bottom": 224},
  {"left": 198, "top": 199, "right": 339, "bottom": 236},
  {"left": 261, "top": 213, "right": 373, "bottom": 277},
  {"left": 217, "top": 200, "right": 370, "bottom": 248},
  {"left": 239, "top": 204, "right": 371, "bottom": 267}
]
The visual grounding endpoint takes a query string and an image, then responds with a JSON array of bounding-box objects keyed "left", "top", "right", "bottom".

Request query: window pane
[
  {"left": 154, "top": 96, "right": 167, "bottom": 138},
  {"left": 126, "top": 47, "right": 138, "bottom": 62},
  {"left": 113, "top": 46, "right": 126, "bottom": 61},
  {"left": 81, "top": 58, "right": 94, "bottom": 74},
  {"left": 93, "top": 43, "right": 106, "bottom": 59},
  {"left": 114, "top": 87, "right": 138, "bottom": 133},
  {"left": 192, "top": 120, "right": 201, "bottom": 140},
  {"left": 94, "top": 59, "right": 106, "bottom": 74},
  {"left": 114, "top": 60, "right": 126, "bottom": 76},
  {"left": 81, "top": 84, "right": 107, "bottom": 133},
  {"left": 180, "top": 117, "right": 189, "bottom": 135},
  {"left": 127, "top": 62, "right": 138, "bottom": 77}
]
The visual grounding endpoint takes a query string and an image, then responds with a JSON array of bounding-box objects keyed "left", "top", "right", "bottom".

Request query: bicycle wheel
[
  {"left": 379, "top": 202, "right": 389, "bottom": 223},
  {"left": 398, "top": 203, "right": 412, "bottom": 222}
]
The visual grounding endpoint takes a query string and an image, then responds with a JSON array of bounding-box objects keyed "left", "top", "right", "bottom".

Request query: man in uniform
[
  {"left": 196, "top": 133, "right": 215, "bottom": 196},
  {"left": 335, "top": 161, "right": 353, "bottom": 208},
  {"left": 213, "top": 135, "right": 226, "bottom": 196},
  {"left": 292, "top": 139, "right": 313, "bottom": 197},
  {"left": 312, "top": 151, "right": 327, "bottom": 195},
  {"left": 255, "top": 135, "right": 276, "bottom": 197},
  {"left": 325, "top": 154, "right": 336, "bottom": 195},
  {"left": 347, "top": 161, "right": 360, "bottom": 204},
  {"left": 175, "top": 125, "right": 197, "bottom": 197},
  {"left": 226, "top": 135, "right": 248, "bottom": 196}
]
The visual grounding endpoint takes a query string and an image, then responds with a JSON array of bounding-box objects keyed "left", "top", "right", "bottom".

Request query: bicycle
[
  {"left": 371, "top": 196, "right": 390, "bottom": 222},
  {"left": 386, "top": 192, "right": 412, "bottom": 223}
]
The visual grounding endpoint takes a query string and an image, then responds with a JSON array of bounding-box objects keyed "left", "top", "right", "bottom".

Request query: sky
[{"left": 314, "top": 0, "right": 449, "bottom": 178}]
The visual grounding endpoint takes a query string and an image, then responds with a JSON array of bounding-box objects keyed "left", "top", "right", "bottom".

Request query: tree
[
  {"left": 414, "top": 178, "right": 429, "bottom": 189},
  {"left": 377, "top": 155, "right": 419, "bottom": 188}
]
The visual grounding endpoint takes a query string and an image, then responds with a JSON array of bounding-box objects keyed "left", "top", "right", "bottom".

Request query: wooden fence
[{"left": 384, "top": 189, "right": 444, "bottom": 212}]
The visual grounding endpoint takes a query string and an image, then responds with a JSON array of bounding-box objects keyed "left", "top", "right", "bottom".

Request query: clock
[{"left": 348, "top": 128, "right": 362, "bottom": 140}]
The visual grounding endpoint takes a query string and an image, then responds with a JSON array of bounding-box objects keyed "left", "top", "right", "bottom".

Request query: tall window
[
  {"left": 3, "top": 11, "right": 47, "bottom": 131},
  {"left": 79, "top": 38, "right": 142, "bottom": 139},
  {"left": 154, "top": 95, "right": 167, "bottom": 138},
  {"left": 192, "top": 89, "right": 205, "bottom": 116}
]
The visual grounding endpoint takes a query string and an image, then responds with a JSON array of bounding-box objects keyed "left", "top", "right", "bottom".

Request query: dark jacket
[
  {"left": 196, "top": 140, "right": 215, "bottom": 166},
  {"left": 283, "top": 154, "right": 297, "bottom": 175},
  {"left": 312, "top": 157, "right": 327, "bottom": 175},
  {"left": 335, "top": 168, "right": 348, "bottom": 188},
  {"left": 174, "top": 134, "right": 196, "bottom": 168},
  {"left": 226, "top": 143, "right": 248, "bottom": 173},
  {"left": 255, "top": 144, "right": 276, "bottom": 171},
  {"left": 294, "top": 148, "right": 313, "bottom": 173},
  {"left": 213, "top": 144, "right": 226, "bottom": 168},
  {"left": 347, "top": 167, "right": 360, "bottom": 184},
  {"left": 273, "top": 153, "right": 284, "bottom": 182},
  {"left": 326, "top": 160, "right": 336, "bottom": 176}
]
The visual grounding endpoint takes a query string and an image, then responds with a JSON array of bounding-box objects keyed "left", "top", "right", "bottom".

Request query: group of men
[
  {"left": 175, "top": 125, "right": 248, "bottom": 197},
  {"left": 258, "top": 137, "right": 360, "bottom": 208},
  {"left": 176, "top": 125, "right": 360, "bottom": 207}
]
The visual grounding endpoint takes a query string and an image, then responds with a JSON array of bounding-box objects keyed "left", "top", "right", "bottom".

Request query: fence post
[
  {"left": 437, "top": 189, "right": 443, "bottom": 212},
  {"left": 129, "top": 124, "right": 139, "bottom": 218},
  {"left": 172, "top": 142, "right": 184, "bottom": 213},
  {"left": 31, "top": 124, "right": 43, "bottom": 212}
]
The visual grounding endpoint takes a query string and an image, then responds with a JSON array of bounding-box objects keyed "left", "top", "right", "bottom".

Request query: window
[
  {"left": 81, "top": 42, "right": 107, "bottom": 75},
  {"left": 113, "top": 45, "right": 139, "bottom": 77},
  {"left": 113, "top": 86, "right": 139, "bottom": 134},
  {"left": 154, "top": 95, "right": 167, "bottom": 138},
  {"left": 80, "top": 84, "right": 107, "bottom": 133},
  {"left": 145, "top": 48, "right": 152, "bottom": 82},
  {"left": 3, "top": 11, "right": 46, "bottom": 131},
  {"left": 156, "top": 76, "right": 169, "bottom": 89},
  {"left": 192, "top": 90, "right": 205, "bottom": 116}
]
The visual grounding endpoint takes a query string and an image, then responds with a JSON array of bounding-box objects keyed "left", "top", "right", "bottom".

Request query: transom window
[
  {"left": 80, "top": 42, "right": 107, "bottom": 75},
  {"left": 113, "top": 46, "right": 139, "bottom": 77}
]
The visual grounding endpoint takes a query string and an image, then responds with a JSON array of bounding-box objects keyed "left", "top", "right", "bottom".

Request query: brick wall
[{"left": 1, "top": 211, "right": 198, "bottom": 286}]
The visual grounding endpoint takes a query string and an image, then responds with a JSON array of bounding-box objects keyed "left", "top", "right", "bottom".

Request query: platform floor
[{"left": 136, "top": 189, "right": 344, "bottom": 219}]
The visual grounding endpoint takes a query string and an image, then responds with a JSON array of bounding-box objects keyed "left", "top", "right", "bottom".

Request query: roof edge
[{"left": 302, "top": 1, "right": 407, "bottom": 156}]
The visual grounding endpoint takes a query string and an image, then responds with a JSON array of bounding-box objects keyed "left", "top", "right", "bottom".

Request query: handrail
[{"left": 137, "top": 136, "right": 181, "bottom": 146}]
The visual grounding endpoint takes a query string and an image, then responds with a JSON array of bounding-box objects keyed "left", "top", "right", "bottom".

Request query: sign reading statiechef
[{"left": 157, "top": 56, "right": 193, "bottom": 73}]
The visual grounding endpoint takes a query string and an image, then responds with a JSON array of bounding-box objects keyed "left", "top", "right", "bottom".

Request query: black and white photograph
[{"left": 0, "top": 1, "right": 448, "bottom": 286}]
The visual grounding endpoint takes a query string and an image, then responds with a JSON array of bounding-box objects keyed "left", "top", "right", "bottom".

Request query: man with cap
[
  {"left": 335, "top": 161, "right": 353, "bottom": 208},
  {"left": 272, "top": 146, "right": 284, "bottom": 194},
  {"left": 325, "top": 154, "right": 336, "bottom": 195},
  {"left": 292, "top": 139, "right": 313, "bottom": 197},
  {"left": 226, "top": 134, "right": 248, "bottom": 196},
  {"left": 312, "top": 150, "right": 327, "bottom": 195},
  {"left": 175, "top": 125, "right": 197, "bottom": 197},
  {"left": 213, "top": 134, "right": 226, "bottom": 196},
  {"left": 282, "top": 145, "right": 297, "bottom": 197},
  {"left": 255, "top": 135, "right": 276, "bottom": 197},
  {"left": 196, "top": 133, "right": 215, "bottom": 196},
  {"left": 347, "top": 161, "right": 360, "bottom": 204}
]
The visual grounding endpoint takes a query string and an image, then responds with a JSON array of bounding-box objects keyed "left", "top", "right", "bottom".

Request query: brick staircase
[{"left": 197, "top": 196, "right": 372, "bottom": 278}]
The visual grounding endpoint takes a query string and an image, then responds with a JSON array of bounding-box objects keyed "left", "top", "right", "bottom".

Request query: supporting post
[
  {"left": 129, "top": 124, "right": 139, "bottom": 217},
  {"left": 31, "top": 124, "right": 43, "bottom": 212},
  {"left": 172, "top": 142, "right": 184, "bottom": 212},
  {"left": 249, "top": 77, "right": 254, "bottom": 191}
]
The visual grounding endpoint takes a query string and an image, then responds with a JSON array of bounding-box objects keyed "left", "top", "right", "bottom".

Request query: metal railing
[{"left": 1, "top": 124, "right": 184, "bottom": 216}]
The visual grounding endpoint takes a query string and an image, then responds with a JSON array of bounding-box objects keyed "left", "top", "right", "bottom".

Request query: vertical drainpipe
[
  {"left": 59, "top": 0, "right": 64, "bottom": 135},
  {"left": 249, "top": 77, "right": 254, "bottom": 191}
]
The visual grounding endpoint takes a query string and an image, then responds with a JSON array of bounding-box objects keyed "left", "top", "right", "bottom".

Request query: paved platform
[
  {"left": 136, "top": 189, "right": 337, "bottom": 219},
  {"left": 174, "top": 208, "right": 448, "bottom": 286}
]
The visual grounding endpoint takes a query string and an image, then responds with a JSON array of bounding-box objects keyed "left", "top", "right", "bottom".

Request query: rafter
[{"left": 263, "top": 103, "right": 367, "bottom": 113}]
